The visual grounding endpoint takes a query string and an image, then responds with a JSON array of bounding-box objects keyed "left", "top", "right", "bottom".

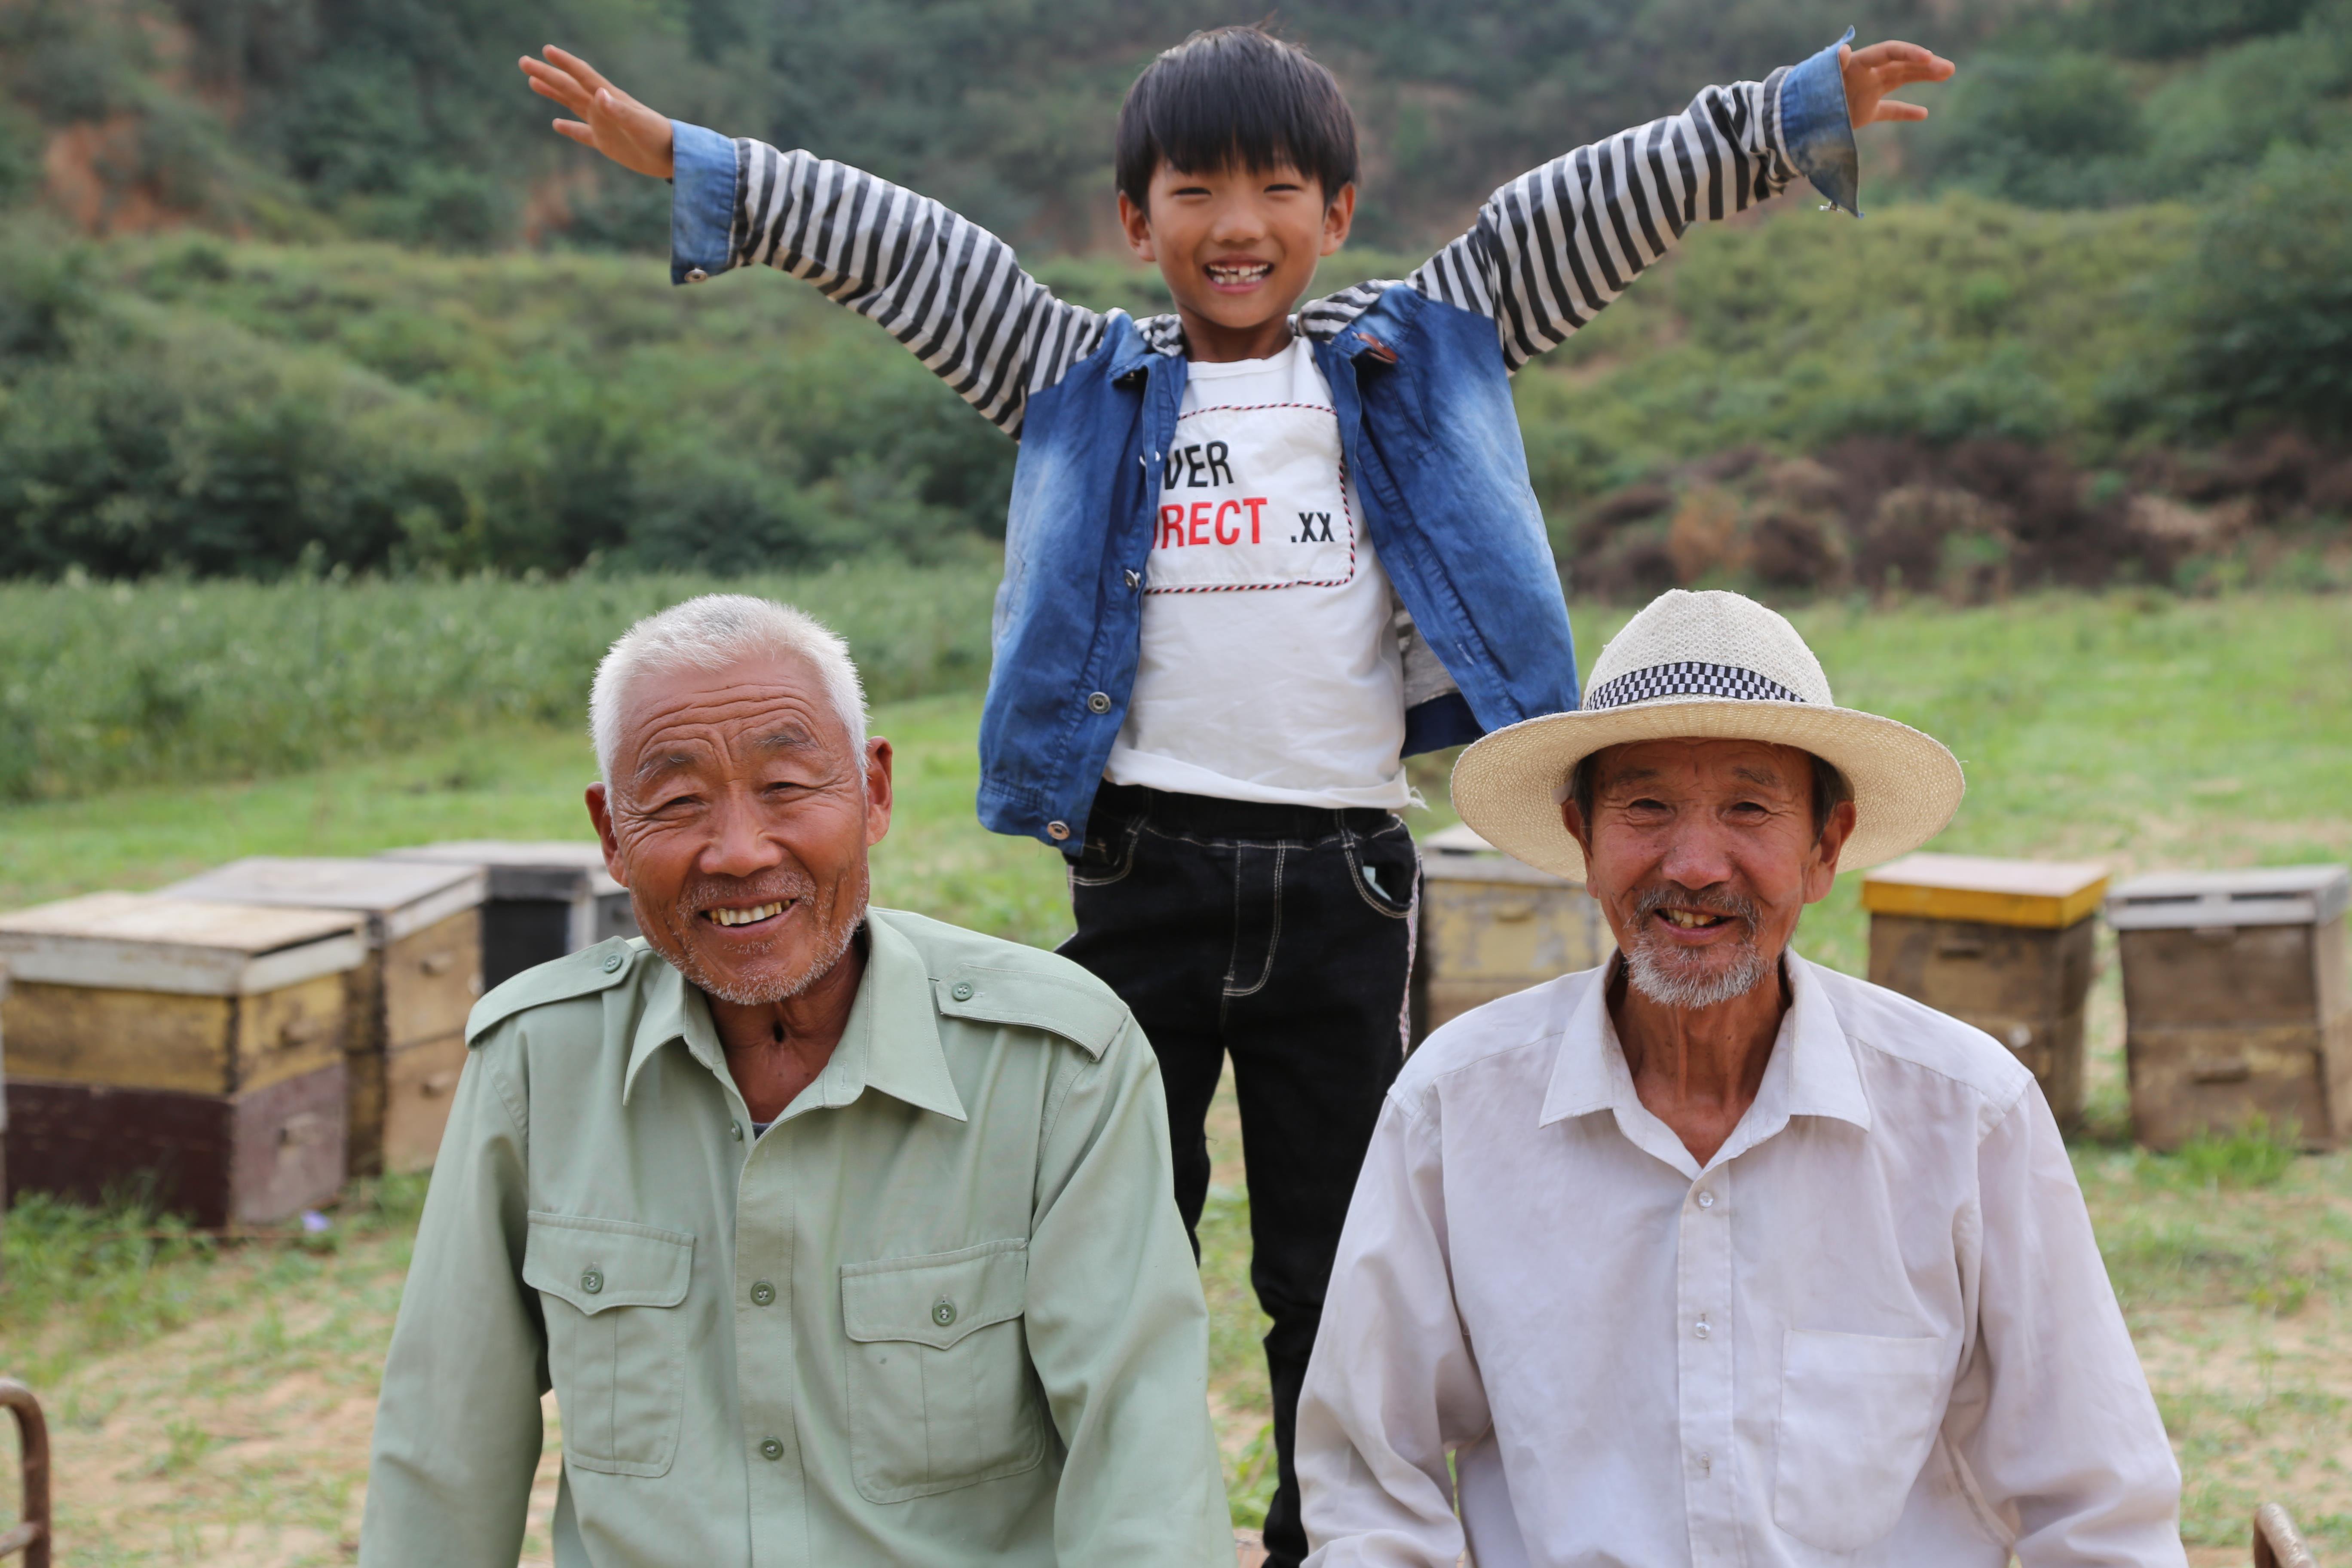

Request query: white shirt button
[
  {"left": 1694, "top": 1314, "right": 1711, "bottom": 1340},
  {"left": 1697, "top": 1189, "right": 1715, "bottom": 1209}
]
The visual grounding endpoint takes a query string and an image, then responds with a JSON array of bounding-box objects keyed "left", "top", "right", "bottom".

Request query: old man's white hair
[{"left": 590, "top": 594, "right": 869, "bottom": 786}]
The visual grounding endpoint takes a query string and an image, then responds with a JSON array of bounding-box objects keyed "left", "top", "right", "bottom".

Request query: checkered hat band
[{"left": 1583, "top": 661, "right": 1806, "bottom": 712}]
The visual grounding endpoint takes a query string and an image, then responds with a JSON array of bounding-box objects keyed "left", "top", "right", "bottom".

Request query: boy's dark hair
[{"left": 1115, "top": 26, "right": 1358, "bottom": 209}]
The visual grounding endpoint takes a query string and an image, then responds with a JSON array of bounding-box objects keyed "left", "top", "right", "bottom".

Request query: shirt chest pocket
[
  {"left": 840, "top": 1239, "right": 1047, "bottom": 1503},
  {"left": 523, "top": 1213, "right": 695, "bottom": 1479},
  {"left": 1772, "top": 1329, "right": 1950, "bottom": 1554}
]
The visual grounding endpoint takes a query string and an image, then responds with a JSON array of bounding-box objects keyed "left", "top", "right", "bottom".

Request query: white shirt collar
[{"left": 1538, "top": 950, "right": 1873, "bottom": 1176}]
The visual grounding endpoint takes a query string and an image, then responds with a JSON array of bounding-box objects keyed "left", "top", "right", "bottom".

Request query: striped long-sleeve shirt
[{"left": 674, "top": 59, "right": 1847, "bottom": 440}]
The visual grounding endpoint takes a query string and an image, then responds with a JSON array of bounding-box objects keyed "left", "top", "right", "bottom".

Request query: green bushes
[
  {"left": 2177, "top": 145, "right": 2352, "bottom": 435},
  {"left": 0, "top": 564, "right": 999, "bottom": 801},
  {"left": 1909, "top": 2, "right": 2352, "bottom": 208},
  {"left": 0, "top": 222, "right": 1020, "bottom": 576}
]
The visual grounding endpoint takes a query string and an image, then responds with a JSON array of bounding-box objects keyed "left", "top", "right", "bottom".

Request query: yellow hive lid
[{"left": 1861, "top": 852, "right": 2109, "bottom": 929}]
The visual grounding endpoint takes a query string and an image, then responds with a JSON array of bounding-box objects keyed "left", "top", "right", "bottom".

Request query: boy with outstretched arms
[{"left": 522, "top": 29, "right": 1951, "bottom": 1564}]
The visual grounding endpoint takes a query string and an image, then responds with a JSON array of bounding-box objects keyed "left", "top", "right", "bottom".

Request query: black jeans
[{"left": 1060, "top": 782, "right": 1417, "bottom": 1568}]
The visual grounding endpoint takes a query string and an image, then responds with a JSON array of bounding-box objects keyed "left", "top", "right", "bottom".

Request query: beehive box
[
  {"left": 379, "top": 840, "right": 636, "bottom": 990},
  {"left": 0, "top": 894, "right": 364, "bottom": 1226},
  {"left": 2109, "top": 865, "right": 2351, "bottom": 1152},
  {"left": 160, "top": 859, "right": 486, "bottom": 1176},
  {"left": 1863, "top": 853, "right": 2110, "bottom": 1130},
  {"left": 1412, "top": 824, "right": 1613, "bottom": 1044}
]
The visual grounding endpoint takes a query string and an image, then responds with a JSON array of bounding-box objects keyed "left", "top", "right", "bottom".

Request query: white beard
[{"left": 1623, "top": 937, "right": 1773, "bottom": 1010}]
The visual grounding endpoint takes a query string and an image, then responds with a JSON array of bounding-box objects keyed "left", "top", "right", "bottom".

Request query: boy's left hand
[{"left": 1841, "top": 41, "right": 1956, "bottom": 127}]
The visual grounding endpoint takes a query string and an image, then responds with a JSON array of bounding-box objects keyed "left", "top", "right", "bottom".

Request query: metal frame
[
  {"left": 2257, "top": 1503, "right": 2318, "bottom": 1568},
  {"left": 0, "top": 1379, "right": 48, "bottom": 1567}
]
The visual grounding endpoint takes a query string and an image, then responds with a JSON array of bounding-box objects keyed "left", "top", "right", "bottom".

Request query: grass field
[{"left": 2, "top": 588, "right": 2350, "bottom": 1561}]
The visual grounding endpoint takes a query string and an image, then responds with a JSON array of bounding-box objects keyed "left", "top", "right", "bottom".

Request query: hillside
[{"left": 0, "top": 0, "right": 2347, "bottom": 589}]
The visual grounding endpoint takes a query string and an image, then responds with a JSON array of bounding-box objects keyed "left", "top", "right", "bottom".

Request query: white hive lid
[
  {"left": 379, "top": 841, "right": 622, "bottom": 901},
  {"left": 1418, "top": 821, "right": 1580, "bottom": 888},
  {"left": 2107, "top": 865, "right": 2349, "bottom": 931},
  {"left": 0, "top": 891, "right": 368, "bottom": 995},
  {"left": 161, "top": 857, "right": 487, "bottom": 944}
]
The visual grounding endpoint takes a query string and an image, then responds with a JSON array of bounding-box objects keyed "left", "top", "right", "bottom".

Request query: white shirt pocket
[{"left": 1772, "top": 1329, "right": 1949, "bottom": 1554}]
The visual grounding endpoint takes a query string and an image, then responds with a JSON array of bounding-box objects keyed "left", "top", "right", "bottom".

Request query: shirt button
[
  {"left": 760, "top": 1437, "right": 784, "bottom": 1461},
  {"left": 581, "top": 1268, "right": 603, "bottom": 1295},
  {"left": 950, "top": 980, "right": 974, "bottom": 1001},
  {"left": 1086, "top": 691, "right": 1112, "bottom": 714},
  {"left": 932, "top": 1297, "right": 957, "bottom": 1327},
  {"left": 685, "top": 267, "right": 709, "bottom": 283},
  {"left": 1124, "top": 568, "right": 1141, "bottom": 591},
  {"left": 729, "top": 1121, "right": 744, "bottom": 1142},
  {"left": 1697, "top": 1190, "right": 1716, "bottom": 1209},
  {"left": 1694, "top": 1314, "right": 1710, "bottom": 1340},
  {"left": 750, "top": 1279, "right": 776, "bottom": 1307},
  {"left": 1047, "top": 821, "right": 1071, "bottom": 841},
  {"left": 601, "top": 951, "right": 625, "bottom": 973}
]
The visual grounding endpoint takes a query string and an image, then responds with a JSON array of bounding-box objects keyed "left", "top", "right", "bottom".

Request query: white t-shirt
[{"left": 1104, "top": 336, "right": 1410, "bottom": 809}]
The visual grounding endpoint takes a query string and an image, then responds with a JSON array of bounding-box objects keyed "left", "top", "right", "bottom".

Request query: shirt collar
[
  {"left": 1539, "top": 949, "right": 1871, "bottom": 1173},
  {"left": 622, "top": 912, "right": 968, "bottom": 1124}
]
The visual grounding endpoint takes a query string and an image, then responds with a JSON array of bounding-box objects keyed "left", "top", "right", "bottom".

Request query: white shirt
[
  {"left": 1105, "top": 337, "right": 1409, "bottom": 809},
  {"left": 1298, "top": 953, "right": 2187, "bottom": 1568}
]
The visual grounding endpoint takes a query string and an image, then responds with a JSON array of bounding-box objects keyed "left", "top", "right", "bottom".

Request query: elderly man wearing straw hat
[{"left": 1295, "top": 590, "right": 2186, "bottom": 1568}]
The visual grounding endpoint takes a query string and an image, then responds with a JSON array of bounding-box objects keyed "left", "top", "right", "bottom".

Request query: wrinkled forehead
[
  {"left": 1586, "top": 736, "right": 1815, "bottom": 793},
  {"left": 616, "top": 654, "right": 850, "bottom": 785}
]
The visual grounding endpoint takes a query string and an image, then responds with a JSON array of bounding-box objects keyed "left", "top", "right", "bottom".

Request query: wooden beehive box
[
  {"left": 379, "top": 841, "right": 636, "bottom": 990},
  {"left": 0, "top": 893, "right": 365, "bottom": 1226},
  {"left": 1862, "top": 853, "right": 2110, "bottom": 1130},
  {"left": 160, "top": 858, "right": 486, "bottom": 1176},
  {"left": 2108, "top": 865, "right": 2351, "bottom": 1152},
  {"left": 1412, "top": 824, "right": 1613, "bottom": 1045}
]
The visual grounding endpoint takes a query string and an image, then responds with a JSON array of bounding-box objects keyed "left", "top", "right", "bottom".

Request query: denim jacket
[{"left": 672, "top": 34, "right": 1859, "bottom": 852}]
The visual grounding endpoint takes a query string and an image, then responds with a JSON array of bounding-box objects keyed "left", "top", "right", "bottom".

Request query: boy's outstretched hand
[
  {"left": 520, "top": 46, "right": 675, "bottom": 178},
  {"left": 1841, "top": 41, "right": 1956, "bottom": 127}
]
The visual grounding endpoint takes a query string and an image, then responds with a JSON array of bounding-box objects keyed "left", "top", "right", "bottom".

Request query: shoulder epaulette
[
  {"left": 466, "top": 937, "right": 645, "bottom": 1047},
  {"left": 933, "top": 961, "right": 1128, "bottom": 1061}
]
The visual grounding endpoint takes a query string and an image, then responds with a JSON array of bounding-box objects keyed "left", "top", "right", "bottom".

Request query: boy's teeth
[
  {"left": 1208, "top": 262, "right": 1271, "bottom": 282},
  {"left": 709, "top": 901, "right": 786, "bottom": 927}
]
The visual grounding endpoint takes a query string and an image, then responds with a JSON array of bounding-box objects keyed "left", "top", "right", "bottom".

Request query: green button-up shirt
[{"left": 360, "top": 908, "right": 1231, "bottom": 1567}]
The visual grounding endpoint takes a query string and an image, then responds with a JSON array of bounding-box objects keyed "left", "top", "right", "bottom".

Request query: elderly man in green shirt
[{"left": 359, "top": 594, "right": 1233, "bottom": 1567}]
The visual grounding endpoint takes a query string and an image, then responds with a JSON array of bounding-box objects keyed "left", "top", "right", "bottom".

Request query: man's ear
[
  {"left": 586, "top": 781, "right": 628, "bottom": 888},
  {"left": 1561, "top": 797, "right": 1592, "bottom": 858},
  {"left": 1802, "top": 799, "right": 1859, "bottom": 904},
  {"left": 1320, "top": 181, "right": 1357, "bottom": 256},
  {"left": 863, "top": 738, "right": 895, "bottom": 848},
  {"left": 1118, "top": 190, "right": 1157, "bottom": 263}
]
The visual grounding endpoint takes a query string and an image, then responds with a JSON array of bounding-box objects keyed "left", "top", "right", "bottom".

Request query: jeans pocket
[
  {"left": 840, "top": 1239, "right": 1047, "bottom": 1503},
  {"left": 1772, "top": 1329, "right": 1948, "bottom": 1553},
  {"left": 1069, "top": 813, "right": 1143, "bottom": 887},
  {"left": 523, "top": 1213, "right": 695, "bottom": 1479},
  {"left": 1344, "top": 824, "right": 1420, "bottom": 918}
]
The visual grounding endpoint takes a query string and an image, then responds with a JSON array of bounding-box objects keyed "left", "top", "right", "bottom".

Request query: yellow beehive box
[
  {"left": 160, "top": 858, "right": 487, "bottom": 1176},
  {"left": 1862, "top": 854, "right": 2110, "bottom": 1129},
  {"left": 0, "top": 893, "right": 365, "bottom": 1226},
  {"left": 1413, "top": 824, "right": 1612, "bottom": 1044}
]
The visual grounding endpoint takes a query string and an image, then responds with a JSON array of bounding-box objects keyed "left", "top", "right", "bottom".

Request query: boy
[{"left": 521, "top": 28, "right": 1951, "bottom": 1565}]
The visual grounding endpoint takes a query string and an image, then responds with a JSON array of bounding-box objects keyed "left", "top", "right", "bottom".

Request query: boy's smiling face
[{"left": 1120, "top": 161, "right": 1354, "bottom": 363}]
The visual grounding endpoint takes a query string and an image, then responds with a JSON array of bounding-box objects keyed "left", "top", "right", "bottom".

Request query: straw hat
[{"left": 1450, "top": 590, "right": 1963, "bottom": 881}]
